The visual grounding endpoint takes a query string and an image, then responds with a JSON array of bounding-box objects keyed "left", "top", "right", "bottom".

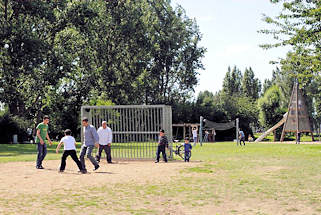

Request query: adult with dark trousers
[
  {"left": 155, "top": 129, "right": 168, "bottom": 163},
  {"left": 80, "top": 117, "right": 100, "bottom": 172},
  {"left": 239, "top": 129, "right": 245, "bottom": 146},
  {"left": 35, "top": 115, "right": 52, "bottom": 169},
  {"left": 96, "top": 121, "right": 113, "bottom": 164}
]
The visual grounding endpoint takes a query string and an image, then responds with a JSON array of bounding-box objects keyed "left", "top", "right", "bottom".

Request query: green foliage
[
  {"left": 242, "top": 67, "right": 261, "bottom": 100},
  {"left": 261, "top": 0, "right": 321, "bottom": 124},
  {"left": 258, "top": 85, "right": 287, "bottom": 139},
  {"left": 222, "top": 66, "right": 242, "bottom": 96},
  {"left": 0, "top": 112, "right": 30, "bottom": 143},
  {"left": 0, "top": 0, "right": 205, "bottom": 138}
]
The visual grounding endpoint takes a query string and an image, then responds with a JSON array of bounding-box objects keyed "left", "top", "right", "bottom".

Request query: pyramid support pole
[
  {"left": 281, "top": 84, "right": 296, "bottom": 142},
  {"left": 296, "top": 82, "right": 299, "bottom": 144}
]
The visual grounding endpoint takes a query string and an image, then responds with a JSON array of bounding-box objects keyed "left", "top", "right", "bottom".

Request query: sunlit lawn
[{"left": 1, "top": 142, "right": 321, "bottom": 214}]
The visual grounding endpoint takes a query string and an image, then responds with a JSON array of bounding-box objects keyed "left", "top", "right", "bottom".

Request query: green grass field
[
  {"left": 254, "top": 132, "right": 320, "bottom": 142},
  {"left": 0, "top": 142, "right": 321, "bottom": 214}
]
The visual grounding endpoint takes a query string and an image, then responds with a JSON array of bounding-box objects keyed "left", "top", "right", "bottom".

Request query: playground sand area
[{"left": 0, "top": 158, "right": 319, "bottom": 215}]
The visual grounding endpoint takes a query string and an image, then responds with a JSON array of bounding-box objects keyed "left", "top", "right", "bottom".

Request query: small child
[
  {"left": 184, "top": 137, "right": 192, "bottom": 162},
  {"left": 56, "top": 129, "right": 86, "bottom": 174}
]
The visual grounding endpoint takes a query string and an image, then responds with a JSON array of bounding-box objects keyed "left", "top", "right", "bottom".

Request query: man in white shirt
[{"left": 96, "top": 121, "right": 113, "bottom": 164}]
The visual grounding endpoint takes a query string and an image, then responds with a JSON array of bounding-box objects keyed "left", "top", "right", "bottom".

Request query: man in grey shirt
[{"left": 80, "top": 117, "right": 100, "bottom": 172}]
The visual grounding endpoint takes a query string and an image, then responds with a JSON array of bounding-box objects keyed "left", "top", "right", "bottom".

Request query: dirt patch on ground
[{"left": 0, "top": 160, "right": 319, "bottom": 215}]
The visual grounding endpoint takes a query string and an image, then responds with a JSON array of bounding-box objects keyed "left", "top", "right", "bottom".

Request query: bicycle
[{"left": 170, "top": 140, "right": 192, "bottom": 160}]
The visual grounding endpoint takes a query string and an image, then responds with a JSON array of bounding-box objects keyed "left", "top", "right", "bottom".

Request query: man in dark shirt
[{"left": 155, "top": 129, "right": 168, "bottom": 163}]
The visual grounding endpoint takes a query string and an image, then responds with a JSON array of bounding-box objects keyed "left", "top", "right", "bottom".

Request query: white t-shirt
[
  {"left": 192, "top": 130, "right": 198, "bottom": 138},
  {"left": 60, "top": 136, "right": 76, "bottom": 150},
  {"left": 97, "top": 126, "right": 113, "bottom": 145}
]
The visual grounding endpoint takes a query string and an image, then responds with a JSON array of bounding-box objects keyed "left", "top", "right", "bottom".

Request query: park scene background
[{"left": 0, "top": 0, "right": 321, "bottom": 214}]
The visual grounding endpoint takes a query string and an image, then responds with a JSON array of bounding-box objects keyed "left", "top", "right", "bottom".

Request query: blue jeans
[
  {"left": 156, "top": 145, "right": 167, "bottom": 162},
  {"left": 184, "top": 151, "right": 191, "bottom": 162},
  {"left": 36, "top": 143, "right": 47, "bottom": 167},
  {"left": 79, "top": 145, "right": 99, "bottom": 170}
]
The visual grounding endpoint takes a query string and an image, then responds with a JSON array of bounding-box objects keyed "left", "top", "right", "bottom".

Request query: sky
[{"left": 171, "top": 0, "right": 290, "bottom": 95}]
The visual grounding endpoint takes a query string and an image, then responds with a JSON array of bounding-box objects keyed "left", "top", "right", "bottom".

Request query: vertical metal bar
[
  {"left": 80, "top": 107, "right": 84, "bottom": 146},
  {"left": 236, "top": 118, "right": 239, "bottom": 146},
  {"left": 199, "top": 116, "right": 203, "bottom": 147},
  {"left": 296, "top": 82, "right": 299, "bottom": 143}
]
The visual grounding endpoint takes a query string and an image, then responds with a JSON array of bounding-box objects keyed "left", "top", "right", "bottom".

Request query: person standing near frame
[
  {"left": 96, "top": 121, "right": 113, "bottom": 164},
  {"left": 80, "top": 117, "right": 100, "bottom": 172},
  {"left": 155, "top": 129, "right": 168, "bottom": 163}
]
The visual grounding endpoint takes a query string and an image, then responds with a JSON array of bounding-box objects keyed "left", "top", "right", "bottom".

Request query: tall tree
[
  {"left": 241, "top": 67, "right": 261, "bottom": 100},
  {"left": 222, "top": 66, "right": 242, "bottom": 96}
]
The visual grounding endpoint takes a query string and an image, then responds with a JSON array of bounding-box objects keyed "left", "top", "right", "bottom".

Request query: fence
[{"left": 81, "top": 105, "right": 172, "bottom": 160}]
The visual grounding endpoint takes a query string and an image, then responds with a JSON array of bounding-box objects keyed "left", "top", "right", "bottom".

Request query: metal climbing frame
[{"left": 81, "top": 105, "right": 173, "bottom": 160}]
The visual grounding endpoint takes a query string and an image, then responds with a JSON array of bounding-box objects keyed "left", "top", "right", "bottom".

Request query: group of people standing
[
  {"left": 35, "top": 116, "right": 113, "bottom": 174},
  {"left": 35, "top": 115, "right": 192, "bottom": 174}
]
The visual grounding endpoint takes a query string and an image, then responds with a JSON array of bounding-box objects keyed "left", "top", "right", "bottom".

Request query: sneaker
[
  {"left": 79, "top": 169, "right": 87, "bottom": 174},
  {"left": 36, "top": 166, "right": 44, "bottom": 169},
  {"left": 93, "top": 165, "right": 100, "bottom": 171},
  {"left": 155, "top": 161, "right": 159, "bottom": 163},
  {"left": 59, "top": 170, "right": 64, "bottom": 173}
]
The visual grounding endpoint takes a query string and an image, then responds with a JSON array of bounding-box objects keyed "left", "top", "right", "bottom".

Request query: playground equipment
[
  {"left": 200, "top": 117, "right": 240, "bottom": 145},
  {"left": 255, "top": 82, "right": 314, "bottom": 142},
  {"left": 81, "top": 105, "right": 173, "bottom": 159}
]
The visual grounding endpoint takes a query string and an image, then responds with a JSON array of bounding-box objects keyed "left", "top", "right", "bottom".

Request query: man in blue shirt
[
  {"left": 80, "top": 117, "right": 100, "bottom": 172},
  {"left": 239, "top": 129, "right": 245, "bottom": 146}
]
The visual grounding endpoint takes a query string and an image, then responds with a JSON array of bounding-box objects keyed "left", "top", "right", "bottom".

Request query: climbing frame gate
[{"left": 81, "top": 105, "right": 173, "bottom": 159}]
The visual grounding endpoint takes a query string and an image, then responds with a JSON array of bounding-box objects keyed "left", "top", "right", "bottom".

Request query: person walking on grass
[
  {"left": 96, "top": 121, "right": 113, "bottom": 164},
  {"left": 56, "top": 129, "right": 86, "bottom": 174},
  {"left": 80, "top": 117, "right": 100, "bottom": 172},
  {"left": 184, "top": 137, "right": 192, "bottom": 162},
  {"left": 239, "top": 129, "right": 245, "bottom": 146},
  {"left": 155, "top": 129, "right": 168, "bottom": 163},
  {"left": 35, "top": 115, "right": 52, "bottom": 169}
]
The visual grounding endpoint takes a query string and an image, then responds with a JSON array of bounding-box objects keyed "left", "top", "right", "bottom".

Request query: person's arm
[
  {"left": 165, "top": 137, "right": 169, "bottom": 148},
  {"left": 56, "top": 141, "right": 63, "bottom": 153},
  {"left": 108, "top": 128, "right": 112, "bottom": 146},
  {"left": 92, "top": 127, "right": 99, "bottom": 148},
  {"left": 46, "top": 132, "right": 52, "bottom": 146},
  {"left": 36, "top": 129, "right": 44, "bottom": 145}
]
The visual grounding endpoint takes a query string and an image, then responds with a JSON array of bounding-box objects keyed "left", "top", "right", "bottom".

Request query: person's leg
[
  {"left": 86, "top": 145, "right": 99, "bottom": 168},
  {"left": 59, "top": 150, "right": 70, "bottom": 171},
  {"left": 187, "top": 151, "right": 190, "bottom": 162},
  {"left": 155, "top": 146, "right": 161, "bottom": 162},
  {"left": 193, "top": 137, "right": 197, "bottom": 146},
  {"left": 161, "top": 146, "right": 167, "bottom": 162},
  {"left": 79, "top": 145, "right": 87, "bottom": 170},
  {"left": 70, "top": 150, "right": 83, "bottom": 171},
  {"left": 42, "top": 143, "right": 47, "bottom": 166},
  {"left": 95, "top": 145, "right": 103, "bottom": 162},
  {"left": 106, "top": 145, "right": 112, "bottom": 163},
  {"left": 37, "top": 143, "right": 47, "bottom": 168},
  {"left": 36, "top": 143, "right": 43, "bottom": 167},
  {"left": 184, "top": 151, "right": 187, "bottom": 162}
]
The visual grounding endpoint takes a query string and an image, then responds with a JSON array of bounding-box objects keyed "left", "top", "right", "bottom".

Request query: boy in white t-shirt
[{"left": 56, "top": 129, "right": 86, "bottom": 174}]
